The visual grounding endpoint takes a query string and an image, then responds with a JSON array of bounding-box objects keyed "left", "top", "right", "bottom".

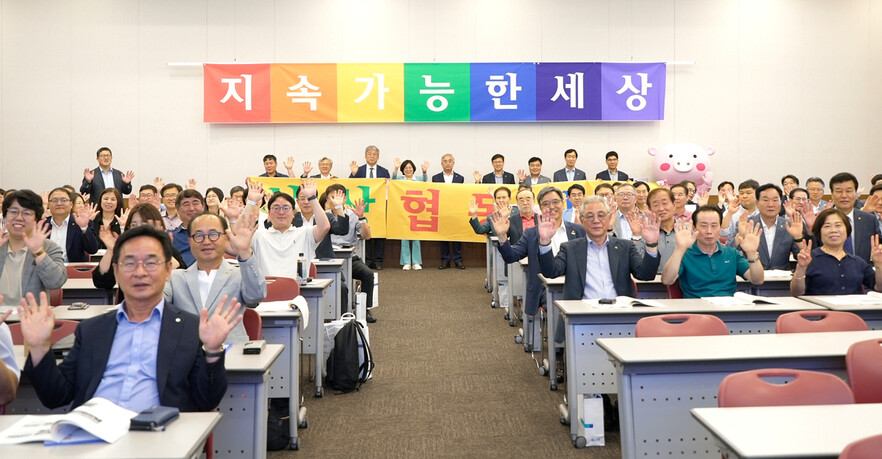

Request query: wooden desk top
[
  {"left": 556, "top": 296, "right": 821, "bottom": 317},
  {"left": 692, "top": 403, "right": 882, "bottom": 458},
  {"left": 800, "top": 294, "right": 882, "bottom": 311},
  {"left": 3, "top": 304, "right": 117, "bottom": 323}
]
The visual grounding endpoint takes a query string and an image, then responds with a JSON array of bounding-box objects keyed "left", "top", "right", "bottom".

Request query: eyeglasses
[
  {"left": 49, "top": 198, "right": 71, "bottom": 204},
  {"left": 616, "top": 192, "right": 636, "bottom": 198},
  {"left": 6, "top": 208, "right": 35, "bottom": 219},
  {"left": 582, "top": 212, "right": 608, "bottom": 222},
  {"left": 163, "top": 194, "right": 178, "bottom": 200},
  {"left": 540, "top": 199, "right": 563, "bottom": 207},
  {"left": 118, "top": 258, "right": 166, "bottom": 272},
  {"left": 190, "top": 231, "right": 224, "bottom": 243},
  {"left": 271, "top": 205, "right": 293, "bottom": 213}
]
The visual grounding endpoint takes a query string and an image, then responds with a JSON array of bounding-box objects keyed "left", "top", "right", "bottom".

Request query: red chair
[
  {"left": 635, "top": 313, "right": 728, "bottom": 337},
  {"left": 775, "top": 311, "right": 867, "bottom": 334},
  {"left": 309, "top": 263, "right": 317, "bottom": 278},
  {"left": 846, "top": 338, "right": 882, "bottom": 403},
  {"left": 630, "top": 279, "right": 639, "bottom": 298},
  {"left": 666, "top": 279, "right": 683, "bottom": 299},
  {"left": 65, "top": 264, "right": 96, "bottom": 278},
  {"left": 49, "top": 289, "right": 63, "bottom": 306},
  {"left": 8, "top": 320, "right": 79, "bottom": 346},
  {"left": 840, "top": 433, "right": 882, "bottom": 459},
  {"left": 242, "top": 308, "right": 262, "bottom": 340},
  {"left": 264, "top": 277, "right": 300, "bottom": 302},
  {"left": 718, "top": 369, "right": 854, "bottom": 407}
]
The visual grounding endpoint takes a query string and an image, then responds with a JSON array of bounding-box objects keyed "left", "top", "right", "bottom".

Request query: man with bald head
[{"left": 432, "top": 154, "right": 465, "bottom": 269}]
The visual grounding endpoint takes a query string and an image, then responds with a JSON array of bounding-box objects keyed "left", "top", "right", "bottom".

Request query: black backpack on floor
[{"left": 326, "top": 320, "right": 374, "bottom": 393}]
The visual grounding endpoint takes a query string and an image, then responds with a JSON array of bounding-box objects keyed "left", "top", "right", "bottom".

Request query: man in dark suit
[
  {"left": 41, "top": 187, "right": 100, "bottom": 262},
  {"left": 469, "top": 187, "right": 514, "bottom": 237},
  {"left": 475, "top": 154, "right": 516, "bottom": 184},
  {"left": 21, "top": 225, "right": 242, "bottom": 413},
  {"left": 301, "top": 157, "right": 337, "bottom": 179},
  {"left": 492, "top": 187, "right": 586, "bottom": 321},
  {"left": 538, "top": 195, "right": 660, "bottom": 301},
  {"left": 806, "top": 172, "right": 882, "bottom": 264},
  {"left": 432, "top": 154, "right": 466, "bottom": 269},
  {"left": 518, "top": 157, "right": 552, "bottom": 186},
  {"left": 349, "top": 145, "right": 390, "bottom": 269},
  {"left": 80, "top": 147, "right": 134, "bottom": 205},
  {"left": 726, "top": 184, "right": 806, "bottom": 270},
  {"left": 552, "top": 148, "right": 587, "bottom": 182},
  {"left": 595, "top": 151, "right": 630, "bottom": 181}
]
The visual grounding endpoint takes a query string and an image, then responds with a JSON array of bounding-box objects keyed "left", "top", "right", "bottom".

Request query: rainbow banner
[
  {"left": 249, "top": 178, "right": 655, "bottom": 242},
  {"left": 205, "top": 62, "right": 666, "bottom": 123}
]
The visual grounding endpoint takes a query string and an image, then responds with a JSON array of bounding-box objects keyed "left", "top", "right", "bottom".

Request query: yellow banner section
[
  {"left": 250, "top": 177, "right": 388, "bottom": 237},
  {"left": 250, "top": 178, "right": 655, "bottom": 242}
]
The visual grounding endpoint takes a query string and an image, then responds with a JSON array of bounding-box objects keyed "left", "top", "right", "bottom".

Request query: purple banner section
[
  {"left": 600, "top": 63, "right": 666, "bottom": 120},
  {"left": 536, "top": 63, "right": 601, "bottom": 121},
  {"left": 469, "top": 63, "right": 536, "bottom": 121}
]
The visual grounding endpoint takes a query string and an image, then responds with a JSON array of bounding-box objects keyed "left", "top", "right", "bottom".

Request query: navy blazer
[
  {"left": 481, "top": 171, "right": 516, "bottom": 184},
  {"left": 538, "top": 236, "right": 659, "bottom": 300},
  {"left": 552, "top": 168, "right": 587, "bottom": 182},
  {"left": 24, "top": 302, "right": 227, "bottom": 412},
  {"left": 41, "top": 216, "right": 100, "bottom": 262},
  {"left": 496, "top": 222, "right": 586, "bottom": 315},
  {"left": 350, "top": 164, "right": 390, "bottom": 179},
  {"left": 726, "top": 215, "right": 802, "bottom": 271},
  {"left": 293, "top": 210, "right": 349, "bottom": 259},
  {"left": 431, "top": 172, "right": 465, "bottom": 183},
  {"left": 80, "top": 168, "right": 133, "bottom": 205},
  {"left": 595, "top": 170, "right": 630, "bottom": 181}
]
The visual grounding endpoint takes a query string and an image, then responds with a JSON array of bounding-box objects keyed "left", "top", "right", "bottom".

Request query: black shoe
[
  {"left": 374, "top": 263, "right": 383, "bottom": 271},
  {"left": 366, "top": 310, "right": 377, "bottom": 323},
  {"left": 455, "top": 262, "right": 466, "bottom": 270},
  {"left": 438, "top": 263, "right": 450, "bottom": 270},
  {"left": 368, "top": 262, "right": 377, "bottom": 269}
]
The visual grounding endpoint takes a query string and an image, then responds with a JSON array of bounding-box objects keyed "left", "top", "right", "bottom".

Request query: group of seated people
[{"left": 0, "top": 147, "right": 379, "bottom": 413}]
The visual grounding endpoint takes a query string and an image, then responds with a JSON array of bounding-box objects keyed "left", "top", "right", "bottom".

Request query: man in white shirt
[
  {"left": 80, "top": 147, "right": 134, "bottom": 205},
  {"left": 248, "top": 179, "right": 331, "bottom": 278}
]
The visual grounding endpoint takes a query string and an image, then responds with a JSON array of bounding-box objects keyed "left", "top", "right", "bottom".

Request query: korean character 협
[{"left": 401, "top": 189, "right": 441, "bottom": 232}]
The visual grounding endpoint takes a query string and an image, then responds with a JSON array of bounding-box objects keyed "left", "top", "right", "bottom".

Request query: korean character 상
[
  {"left": 616, "top": 72, "right": 653, "bottom": 111},
  {"left": 286, "top": 75, "right": 322, "bottom": 111},
  {"left": 401, "top": 189, "right": 440, "bottom": 232},
  {"left": 485, "top": 72, "right": 522, "bottom": 110}
]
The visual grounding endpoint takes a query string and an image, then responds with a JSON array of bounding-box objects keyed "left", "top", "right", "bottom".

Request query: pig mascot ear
[
  {"left": 705, "top": 146, "right": 715, "bottom": 156},
  {"left": 648, "top": 146, "right": 659, "bottom": 156}
]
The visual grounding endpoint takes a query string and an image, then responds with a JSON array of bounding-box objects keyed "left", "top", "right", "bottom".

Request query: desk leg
[
  {"left": 617, "top": 371, "right": 636, "bottom": 459},
  {"left": 565, "top": 314, "right": 580, "bottom": 446},
  {"left": 485, "top": 239, "right": 493, "bottom": 292},
  {"left": 545, "top": 288, "right": 557, "bottom": 391},
  {"left": 490, "top": 249, "right": 499, "bottom": 308},
  {"left": 216, "top": 371, "right": 269, "bottom": 459},
  {"left": 311, "top": 296, "right": 324, "bottom": 398}
]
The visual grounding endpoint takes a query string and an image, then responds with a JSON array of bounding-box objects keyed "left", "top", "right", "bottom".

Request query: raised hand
[
  {"left": 117, "top": 208, "right": 131, "bottom": 227},
  {"left": 350, "top": 160, "right": 359, "bottom": 176},
  {"left": 98, "top": 225, "right": 118, "bottom": 250},
  {"left": 127, "top": 194, "right": 140, "bottom": 209},
  {"left": 0, "top": 222, "right": 8, "bottom": 247},
  {"left": 421, "top": 161, "right": 429, "bottom": 174},
  {"left": 40, "top": 191, "right": 49, "bottom": 209},
  {"left": 328, "top": 189, "right": 346, "bottom": 208},
  {"left": 871, "top": 234, "right": 882, "bottom": 266},
  {"left": 302, "top": 161, "right": 313, "bottom": 176},
  {"left": 473, "top": 171, "right": 482, "bottom": 183},
  {"left": 299, "top": 178, "right": 318, "bottom": 199},
  {"left": 199, "top": 295, "right": 243, "bottom": 353},
  {"left": 489, "top": 209, "right": 511, "bottom": 237},
  {"left": 227, "top": 209, "right": 256, "bottom": 258},
  {"left": 220, "top": 198, "right": 242, "bottom": 220},
  {"left": 625, "top": 209, "right": 644, "bottom": 236},
  {"left": 785, "top": 213, "right": 804, "bottom": 240},
  {"left": 537, "top": 209, "right": 556, "bottom": 246},
  {"left": 17, "top": 292, "right": 54, "bottom": 363},
  {"left": 246, "top": 180, "right": 265, "bottom": 204},
  {"left": 393, "top": 157, "right": 402, "bottom": 171},
  {"left": 673, "top": 220, "right": 697, "bottom": 249},
  {"left": 740, "top": 220, "right": 763, "bottom": 255},
  {"left": 726, "top": 192, "right": 740, "bottom": 214},
  {"left": 123, "top": 170, "right": 135, "bottom": 184},
  {"left": 800, "top": 200, "right": 817, "bottom": 229},
  {"left": 696, "top": 190, "right": 710, "bottom": 207},
  {"left": 186, "top": 178, "right": 197, "bottom": 190},
  {"left": 83, "top": 168, "right": 95, "bottom": 182},
  {"left": 351, "top": 198, "right": 366, "bottom": 219},
  {"left": 23, "top": 225, "right": 51, "bottom": 255},
  {"left": 154, "top": 176, "right": 165, "bottom": 189},
  {"left": 640, "top": 210, "right": 661, "bottom": 245},
  {"left": 796, "top": 239, "right": 813, "bottom": 268},
  {"left": 284, "top": 156, "right": 295, "bottom": 170},
  {"left": 469, "top": 198, "right": 479, "bottom": 216},
  {"left": 73, "top": 203, "right": 97, "bottom": 228},
  {"left": 862, "top": 193, "right": 880, "bottom": 213},
  {"left": 517, "top": 169, "right": 527, "bottom": 182}
]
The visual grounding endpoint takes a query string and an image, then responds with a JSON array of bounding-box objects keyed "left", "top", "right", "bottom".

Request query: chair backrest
[
  {"left": 8, "top": 319, "right": 78, "bottom": 346},
  {"left": 718, "top": 369, "right": 854, "bottom": 407},
  {"left": 635, "top": 313, "right": 729, "bottom": 337},
  {"left": 840, "top": 433, "right": 882, "bottom": 459},
  {"left": 309, "top": 262, "right": 317, "bottom": 278},
  {"left": 49, "top": 289, "right": 63, "bottom": 306},
  {"left": 775, "top": 310, "right": 868, "bottom": 334},
  {"left": 242, "top": 308, "right": 262, "bottom": 340},
  {"left": 264, "top": 276, "right": 300, "bottom": 302},
  {"left": 666, "top": 279, "right": 683, "bottom": 299},
  {"left": 65, "top": 264, "right": 96, "bottom": 279},
  {"left": 846, "top": 338, "right": 882, "bottom": 403},
  {"left": 630, "top": 279, "right": 639, "bottom": 298}
]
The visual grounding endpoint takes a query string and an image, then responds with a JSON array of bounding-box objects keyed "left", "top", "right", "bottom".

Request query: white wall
[{"left": 1, "top": 0, "right": 880, "bottom": 194}]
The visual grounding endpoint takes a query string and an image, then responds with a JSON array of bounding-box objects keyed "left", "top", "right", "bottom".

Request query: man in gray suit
[
  {"left": 0, "top": 190, "right": 67, "bottom": 306},
  {"left": 163, "top": 211, "right": 266, "bottom": 343},
  {"left": 518, "top": 157, "right": 552, "bottom": 186},
  {"left": 552, "top": 148, "right": 587, "bottom": 182},
  {"left": 538, "top": 195, "right": 660, "bottom": 301},
  {"left": 726, "top": 183, "right": 806, "bottom": 270}
]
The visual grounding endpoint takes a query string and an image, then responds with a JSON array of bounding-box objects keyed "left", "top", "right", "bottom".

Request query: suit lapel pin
[{"left": 175, "top": 317, "right": 181, "bottom": 323}]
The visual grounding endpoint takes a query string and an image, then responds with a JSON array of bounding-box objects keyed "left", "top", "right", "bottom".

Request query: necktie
[
  {"left": 844, "top": 235, "right": 854, "bottom": 255},
  {"left": 370, "top": 167, "right": 374, "bottom": 178}
]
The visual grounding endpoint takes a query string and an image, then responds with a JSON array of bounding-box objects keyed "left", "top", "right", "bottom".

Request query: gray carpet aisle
[{"left": 270, "top": 268, "right": 621, "bottom": 458}]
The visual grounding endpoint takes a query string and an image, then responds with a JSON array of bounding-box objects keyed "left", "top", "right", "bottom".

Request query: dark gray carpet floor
[{"left": 270, "top": 267, "right": 621, "bottom": 458}]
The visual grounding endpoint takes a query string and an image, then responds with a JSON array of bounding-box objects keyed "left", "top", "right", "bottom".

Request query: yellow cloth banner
[{"left": 250, "top": 177, "right": 654, "bottom": 242}]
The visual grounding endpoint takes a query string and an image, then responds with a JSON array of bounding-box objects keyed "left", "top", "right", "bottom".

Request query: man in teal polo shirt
[{"left": 662, "top": 205, "right": 765, "bottom": 297}]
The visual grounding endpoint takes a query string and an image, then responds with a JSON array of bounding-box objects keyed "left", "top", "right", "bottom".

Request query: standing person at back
[
  {"left": 259, "top": 154, "right": 294, "bottom": 178},
  {"left": 553, "top": 148, "right": 587, "bottom": 182},
  {"left": 475, "top": 154, "right": 516, "bottom": 184},
  {"left": 80, "top": 147, "right": 134, "bottom": 205},
  {"left": 432, "top": 154, "right": 465, "bottom": 269},
  {"left": 595, "top": 151, "right": 629, "bottom": 181},
  {"left": 350, "top": 145, "right": 389, "bottom": 270},
  {"left": 518, "top": 157, "right": 551, "bottom": 186}
]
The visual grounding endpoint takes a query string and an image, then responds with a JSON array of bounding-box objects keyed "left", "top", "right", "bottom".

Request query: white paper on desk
[
  {"left": 255, "top": 297, "right": 309, "bottom": 329},
  {"left": 764, "top": 269, "right": 793, "bottom": 280},
  {"left": 291, "top": 296, "right": 309, "bottom": 330},
  {"left": 585, "top": 296, "right": 664, "bottom": 308},
  {"left": 826, "top": 293, "right": 882, "bottom": 305},
  {"left": 0, "top": 306, "right": 17, "bottom": 317}
]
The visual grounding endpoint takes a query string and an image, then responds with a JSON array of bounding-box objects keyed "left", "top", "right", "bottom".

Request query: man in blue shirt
[
  {"left": 662, "top": 205, "right": 765, "bottom": 298},
  {"left": 20, "top": 225, "right": 242, "bottom": 412},
  {"left": 170, "top": 189, "right": 206, "bottom": 267}
]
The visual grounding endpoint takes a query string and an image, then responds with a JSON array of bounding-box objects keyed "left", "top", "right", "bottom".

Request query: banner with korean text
[{"left": 204, "top": 62, "right": 666, "bottom": 123}]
